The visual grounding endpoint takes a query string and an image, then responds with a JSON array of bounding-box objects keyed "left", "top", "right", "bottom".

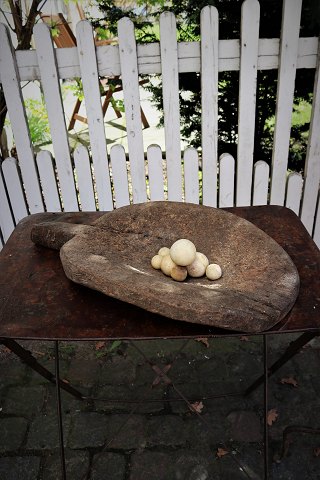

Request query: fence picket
[
  {"left": 118, "top": 18, "right": 147, "bottom": 204},
  {"left": 252, "top": 161, "right": 269, "bottom": 206},
  {"left": 201, "top": 6, "right": 218, "bottom": 207},
  {"left": 1, "top": 7, "right": 320, "bottom": 249},
  {"left": 2, "top": 158, "right": 28, "bottom": 223},
  {"left": 236, "top": 0, "right": 260, "bottom": 206},
  {"left": 36, "top": 151, "right": 61, "bottom": 212},
  {"left": 184, "top": 148, "right": 199, "bottom": 204},
  {"left": 313, "top": 195, "right": 320, "bottom": 248},
  {"left": 0, "top": 24, "right": 43, "bottom": 213},
  {"left": 74, "top": 146, "right": 96, "bottom": 211},
  {"left": 286, "top": 172, "right": 303, "bottom": 215},
  {"left": 219, "top": 154, "right": 235, "bottom": 208},
  {"left": 300, "top": 39, "right": 320, "bottom": 234},
  {"left": 147, "top": 145, "right": 165, "bottom": 201},
  {"left": 160, "top": 12, "right": 182, "bottom": 201},
  {"left": 0, "top": 168, "right": 15, "bottom": 241},
  {"left": 270, "top": 0, "right": 302, "bottom": 205},
  {"left": 76, "top": 21, "right": 114, "bottom": 211},
  {"left": 110, "top": 145, "right": 130, "bottom": 208},
  {"left": 34, "top": 24, "right": 78, "bottom": 211}
]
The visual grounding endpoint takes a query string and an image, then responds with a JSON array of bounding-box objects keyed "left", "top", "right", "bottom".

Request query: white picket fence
[{"left": 0, "top": 0, "right": 320, "bottom": 250}]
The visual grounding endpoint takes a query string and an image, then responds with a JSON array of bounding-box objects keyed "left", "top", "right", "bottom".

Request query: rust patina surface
[
  {"left": 31, "top": 202, "right": 299, "bottom": 333},
  {"left": 0, "top": 205, "right": 318, "bottom": 339}
]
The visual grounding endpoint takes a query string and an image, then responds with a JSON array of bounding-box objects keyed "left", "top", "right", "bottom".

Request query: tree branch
[
  {"left": 18, "top": 0, "right": 43, "bottom": 49},
  {"left": 0, "top": 0, "right": 44, "bottom": 142},
  {"left": 8, "top": 0, "right": 22, "bottom": 37}
]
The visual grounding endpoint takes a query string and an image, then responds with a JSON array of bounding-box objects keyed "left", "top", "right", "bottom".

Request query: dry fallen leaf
[
  {"left": 314, "top": 447, "right": 320, "bottom": 457},
  {"left": 240, "top": 336, "right": 249, "bottom": 342},
  {"left": 216, "top": 447, "right": 229, "bottom": 458},
  {"left": 95, "top": 341, "right": 106, "bottom": 350},
  {"left": 189, "top": 401, "right": 204, "bottom": 414},
  {"left": 267, "top": 408, "right": 278, "bottom": 426},
  {"left": 280, "top": 376, "right": 298, "bottom": 388},
  {"left": 195, "top": 338, "right": 209, "bottom": 348}
]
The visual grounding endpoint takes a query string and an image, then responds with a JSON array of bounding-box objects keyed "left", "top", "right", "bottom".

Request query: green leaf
[{"left": 108, "top": 340, "right": 122, "bottom": 353}]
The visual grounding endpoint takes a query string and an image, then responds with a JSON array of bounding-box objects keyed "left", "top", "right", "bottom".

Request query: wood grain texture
[
  {"left": 313, "top": 196, "right": 320, "bottom": 248},
  {"left": 236, "top": 0, "right": 260, "bottom": 206},
  {"left": 36, "top": 151, "right": 62, "bottom": 213},
  {"left": 147, "top": 145, "right": 165, "bottom": 201},
  {"left": 253, "top": 161, "right": 269, "bottom": 206},
  {"left": 34, "top": 23, "right": 78, "bottom": 211},
  {"left": 0, "top": 164, "right": 15, "bottom": 242},
  {"left": 0, "top": 23, "right": 43, "bottom": 213},
  {"left": 201, "top": 5, "right": 218, "bottom": 207},
  {"left": 110, "top": 145, "right": 130, "bottom": 208},
  {"left": 11, "top": 37, "right": 318, "bottom": 82},
  {"left": 160, "top": 12, "right": 182, "bottom": 201},
  {"left": 286, "top": 173, "right": 303, "bottom": 215},
  {"left": 31, "top": 202, "right": 300, "bottom": 333},
  {"left": 219, "top": 153, "right": 235, "bottom": 208},
  {"left": 118, "top": 17, "right": 147, "bottom": 204},
  {"left": 301, "top": 38, "right": 320, "bottom": 234},
  {"left": 76, "top": 21, "right": 113, "bottom": 211},
  {"left": 2, "top": 158, "right": 28, "bottom": 223},
  {"left": 74, "top": 146, "right": 96, "bottom": 211},
  {"left": 184, "top": 147, "right": 199, "bottom": 204},
  {"left": 270, "top": 0, "right": 302, "bottom": 205}
]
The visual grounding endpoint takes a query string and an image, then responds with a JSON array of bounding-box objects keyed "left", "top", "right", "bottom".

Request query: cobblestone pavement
[{"left": 0, "top": 334, "right": 319, "bottom": 479}]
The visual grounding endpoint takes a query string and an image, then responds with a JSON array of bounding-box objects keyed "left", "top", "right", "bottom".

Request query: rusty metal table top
[{"left": 0, "top": 205, "right": 319, "bottom": 340}]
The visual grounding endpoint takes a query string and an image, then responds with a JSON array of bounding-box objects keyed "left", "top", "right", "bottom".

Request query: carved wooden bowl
[{"left": 31, "top": 202, "right": 300, "bottom": 333}]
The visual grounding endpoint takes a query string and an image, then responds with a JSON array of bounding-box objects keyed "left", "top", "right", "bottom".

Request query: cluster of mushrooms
[{"left": 151, "top": 238, "right": 222, "bottom": 282}]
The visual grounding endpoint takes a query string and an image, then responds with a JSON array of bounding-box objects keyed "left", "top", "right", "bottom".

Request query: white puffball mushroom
[
  {"left": 171, "top": 265, "right": 188, "bottom": 282},
  {"left": 161, "top": 254, "right": 176, "bottom": 276},
  {"left": 158, "top": 246, "right": 170, "bottom": 257},
  {"left": 151, "top": 254, "right": 163, "bottom": 270},
  {"left": 195, "top": 252, "right": 209, "bottom": 269},
  {"left": 170, "top": 239, "right": 196, "bottom": 266},
  {"left": 206, "top": 263, "right": 222, "bottom": 280},
  {"left": 187, "top": 258, "right": 206, "bottom": 278}
]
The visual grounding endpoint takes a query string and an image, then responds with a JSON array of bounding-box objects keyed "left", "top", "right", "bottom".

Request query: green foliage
[
  {"left": 109, "top": 339, "right": 122, "bottom": 352},
  {"left": 44, "top": 17, "right": 61, "bottom": 38},
  {"left": 95, "top": 340, "right": 122, "bottom": 358},
  {"left": 24, "top": 98, "right": 51, "bottom": 146},
  {"left": 88, "top": 0, "right": 152, "bottom": 40},
  {"left": 64, "top": 78, "right": 85, "bottom": 101},
  {"left": 92, "top": 0, "right": 319, "bottom": 171},
  {"left": 58, "top": 343, "right": 76, "bottom": 358},
  {"left": 264, "top": 99, "right": 312, "bottom": 172}
]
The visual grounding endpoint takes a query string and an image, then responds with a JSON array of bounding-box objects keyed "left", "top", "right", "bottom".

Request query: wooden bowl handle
[{"left": 31, "top": 222, "right": 94, "bottom": 250}]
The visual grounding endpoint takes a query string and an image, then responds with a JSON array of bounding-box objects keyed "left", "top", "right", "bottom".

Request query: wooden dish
[{"left": 31, "top": 202, "right": 300, "bottom": 333}]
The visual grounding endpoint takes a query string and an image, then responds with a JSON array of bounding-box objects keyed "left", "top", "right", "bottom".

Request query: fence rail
[
  {"left": 0, "top": 0, "right": 319, "bottom": 251},
  {"left": 6, "top": 37, "right": 319, "bottom": 81}
]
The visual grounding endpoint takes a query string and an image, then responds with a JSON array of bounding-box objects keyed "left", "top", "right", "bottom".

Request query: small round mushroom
[
  {"left": 161, "top": 254, "right": 176, "bottom": 276},
  {"left": 195, "top": 252, "right": 209, "bottom": 269},
  {"left": 158, "top": 246, "right": 170, "bottom": 257},
  {"left": 187, "top": 258, "right": 206, "bottom": 278},
  {"left": 151, "top": 254, "right": 163, "bottom": 270},
  {"left": 170, "top": 239, "right": 196, "bottom": 266},
  {"left": 171, "top": 265, "right": 188, "bottom": 282},
  {"left": 206, "top": 263, "right": 222, "bottom": 280}
]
